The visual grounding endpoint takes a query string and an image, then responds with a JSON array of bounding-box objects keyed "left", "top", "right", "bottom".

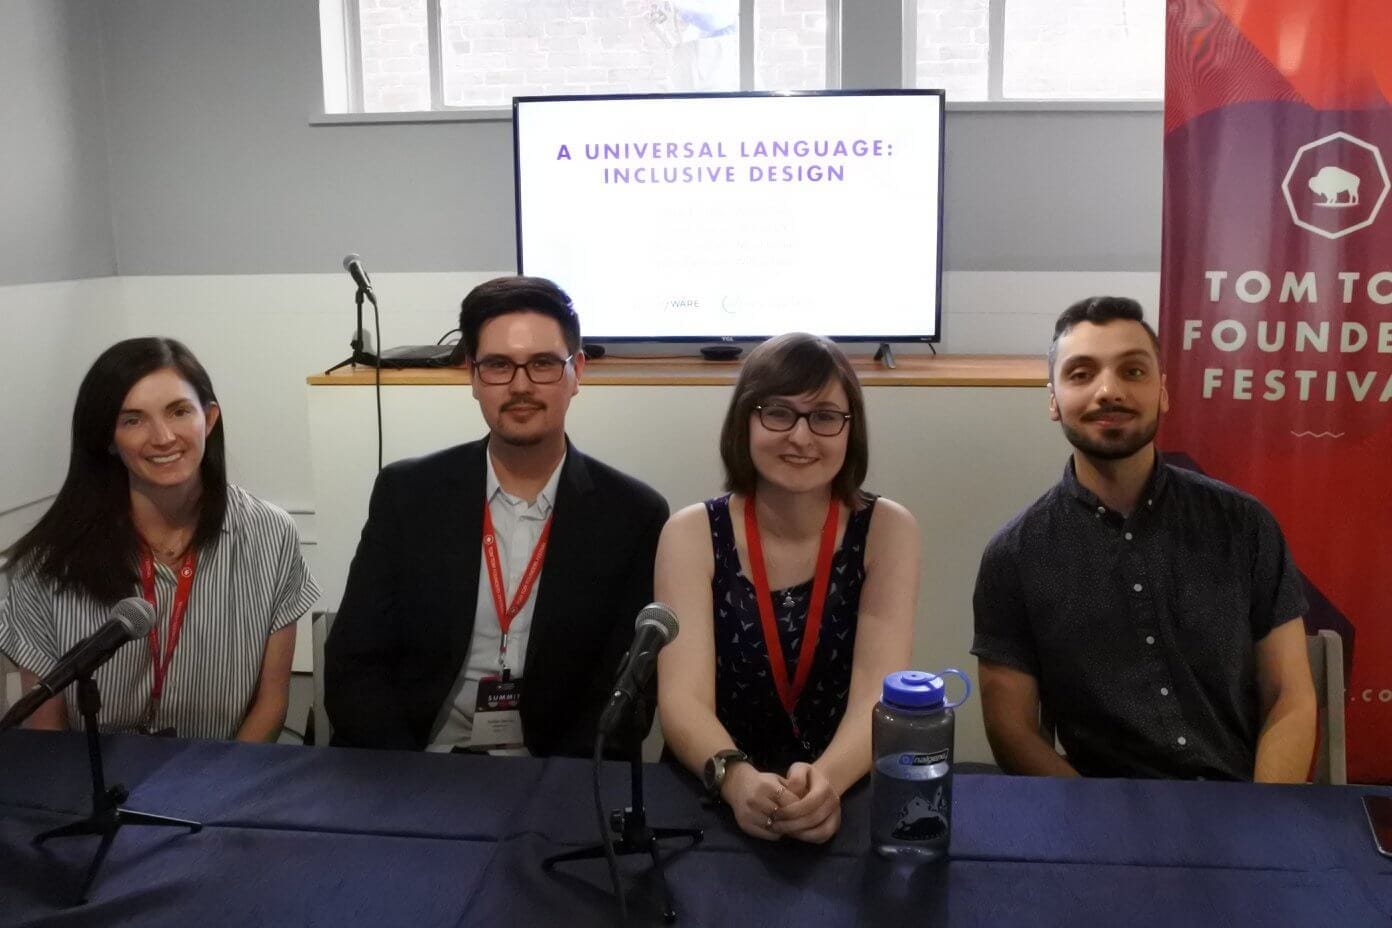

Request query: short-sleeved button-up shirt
[
  {"left": 971, "top": 454, "right": 1308, "bottom": 780},
  {"left": 0, "top": 486, "right": 321, "bottom": 740}
]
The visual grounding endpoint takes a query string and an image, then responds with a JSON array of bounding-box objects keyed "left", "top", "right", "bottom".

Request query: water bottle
[{"left": 871, "top": 669, "right": 971, "bottom": 861}]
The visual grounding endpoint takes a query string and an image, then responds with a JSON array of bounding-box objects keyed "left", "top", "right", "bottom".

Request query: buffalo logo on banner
[{"left": 1282, "top": 132, "right": 1389, "bottom": 240}]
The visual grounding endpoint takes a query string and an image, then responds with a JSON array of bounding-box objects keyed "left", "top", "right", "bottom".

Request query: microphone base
[
  {"left": 323, "top": 348, "right": 382, "bottom": 375},
  {"left": 31, "top": 674, "right": 202, "bottom": 906},
  {"left": 34, "top": 792, "right": 203, "bottom": 906},
  {"left": 544, "top": 721, "right": 702, "bottom": 924},
  {"left": 323, "top": 284, "right": 382, "bottom": 375},
  {"left": 543, "top": 807, "right": 702, "bottom": 925}
]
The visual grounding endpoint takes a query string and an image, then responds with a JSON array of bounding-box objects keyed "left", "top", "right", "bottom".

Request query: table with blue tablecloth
[{"left": 1, "top": 731, "right": 1388, "bottom": 927}]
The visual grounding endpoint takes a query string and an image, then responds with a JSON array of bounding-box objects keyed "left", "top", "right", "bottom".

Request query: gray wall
[
  {"left": 97, "top": 0, "right": 1162, "bottom": 276},
  {"left": 101, "top": 0, "right": 515, "bottom": 276},
  {"left": 0, "top": 0, "right": 115, "bottom": 285},
  {"left": 945, "top": 110, "right": 1161, "bottom": 271}
]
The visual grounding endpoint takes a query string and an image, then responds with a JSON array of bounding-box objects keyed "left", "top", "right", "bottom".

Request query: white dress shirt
[{"left": 427, "top": 450, "right": 565, "bottom": 752}]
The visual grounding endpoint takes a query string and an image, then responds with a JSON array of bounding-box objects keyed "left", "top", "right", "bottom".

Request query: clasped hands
[{"left": 719, "top": 760, "right": 841, "bottom": 844}]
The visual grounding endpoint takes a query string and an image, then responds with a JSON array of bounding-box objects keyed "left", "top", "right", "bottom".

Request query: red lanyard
[
  {"left": 743, "top": 494, "right": 840, "bottom": 735},
  {"left": 139, "top": 546, "right": 198, "bottom": 704},
  {"left": 482, "top": 501, "right": 553, "bottom": 669}
]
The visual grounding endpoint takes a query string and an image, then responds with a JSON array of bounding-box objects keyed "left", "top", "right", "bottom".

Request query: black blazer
[{"left": 324, "top": 437, "right": 669, "bottom": 756}]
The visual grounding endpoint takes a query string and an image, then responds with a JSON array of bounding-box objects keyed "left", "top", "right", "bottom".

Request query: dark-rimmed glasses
[
  {"left": 754, "top": 404, "right": 852, "bottom": 437},
  {"left": 472, "top": 353, "right": 574, "bottom": 385}
]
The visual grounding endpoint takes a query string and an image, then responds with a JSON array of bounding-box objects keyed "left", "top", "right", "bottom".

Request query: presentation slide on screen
[{"left": 515, "top": 93, "right": 943, "bottom": 341}]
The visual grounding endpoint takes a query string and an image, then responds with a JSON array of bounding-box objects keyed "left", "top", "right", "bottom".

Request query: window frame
[{"left": 335, "top": 0, "right": 843, "bottom": 118}]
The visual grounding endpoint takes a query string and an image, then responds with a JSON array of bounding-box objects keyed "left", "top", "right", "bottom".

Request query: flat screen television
[{"left": 513, "top": 90, "right": 945, "bottom": 344}]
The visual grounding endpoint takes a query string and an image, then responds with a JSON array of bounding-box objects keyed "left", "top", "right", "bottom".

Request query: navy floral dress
[{"left": 706, "top": 493, "right": 875, "bottom": 773}]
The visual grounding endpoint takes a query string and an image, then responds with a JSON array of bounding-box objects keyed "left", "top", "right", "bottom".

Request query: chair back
[
  {"left": 1307, "top": 630, "right": 1347, "bottom": 785},
  {"left": 0, "top": 565, "right": 15, "bottom": 715},
  {"left": 310, "top": 610, "right": 335, "bottom": 746}
]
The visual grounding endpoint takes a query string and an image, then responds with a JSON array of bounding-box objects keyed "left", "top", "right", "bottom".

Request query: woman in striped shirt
[{"left": 0, "top": 338, "right": 320, "bottom": 740}]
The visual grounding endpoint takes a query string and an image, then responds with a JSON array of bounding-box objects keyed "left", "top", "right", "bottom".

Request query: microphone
[
  {"left": 0, "top": 597, "right": 156, "bottom": 732},
  {"left": 342, "top": 253, "right": 374, "bottom": 295},
  {"left": 597, "top": 603, "right": 679, "bottom": 736}
]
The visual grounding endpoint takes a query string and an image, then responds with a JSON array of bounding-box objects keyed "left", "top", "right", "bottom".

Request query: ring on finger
[
  {"left": 772, "top": 785, "right": 786, "bottom": 803},
  {"left": 764, "top": 814, "right": 774, "bottom": 830}
]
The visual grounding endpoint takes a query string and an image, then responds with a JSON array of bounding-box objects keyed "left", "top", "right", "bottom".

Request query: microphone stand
[
  {"left": 33, "top": 674, "right": 201, "bottom": 905},
  {"left": 543, "top": 694, "right": 703, "bottom": 924},
  {"left": 324, "top": 286, "right": 381, "bottom": 374}
]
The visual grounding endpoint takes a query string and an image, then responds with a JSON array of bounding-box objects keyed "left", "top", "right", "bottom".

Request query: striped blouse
[{"left": 0, "top": 486, "right": 320, "bottom": 740}]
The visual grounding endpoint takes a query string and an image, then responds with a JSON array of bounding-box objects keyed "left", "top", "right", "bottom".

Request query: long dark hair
[
  {"left": 4, "top": 338, "right": 228, "bottom": 603},
  {"left": 719, "top": 332, "right": 869, "bottom": 507}
]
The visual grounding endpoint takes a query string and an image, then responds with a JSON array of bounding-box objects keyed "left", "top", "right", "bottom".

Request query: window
[
  {"left": 324, "top": 0, "right": 839, "bottom": 114},
  {"left": 914, "top": 0, "right": 1163, "bottom": 102}
]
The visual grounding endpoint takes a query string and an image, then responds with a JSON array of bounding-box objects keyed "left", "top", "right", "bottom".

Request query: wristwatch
[{"left": 702, "top": 748, "right": 750, "bottom": 797}]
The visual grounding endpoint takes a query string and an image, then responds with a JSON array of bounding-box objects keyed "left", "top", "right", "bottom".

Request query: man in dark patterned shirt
[{"left": 971, "top": 297, "right": 1317, "bottom": 781}]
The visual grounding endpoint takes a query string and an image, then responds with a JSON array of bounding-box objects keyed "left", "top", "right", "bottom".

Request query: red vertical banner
[{"left": 1162, "top": 0, "right": 1392, "bottom": 783}]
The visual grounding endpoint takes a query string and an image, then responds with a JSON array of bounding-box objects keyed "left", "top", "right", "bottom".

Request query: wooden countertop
[{"left": 307, "top": 355, "right": 1047, "bottom": 387}]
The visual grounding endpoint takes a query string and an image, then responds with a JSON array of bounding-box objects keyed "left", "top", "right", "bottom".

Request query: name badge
[{"left": 467, "top": 674, "right": 524, "bottom": 749}]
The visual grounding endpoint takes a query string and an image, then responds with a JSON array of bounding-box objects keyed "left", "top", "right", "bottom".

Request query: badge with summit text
[{"left": 467, "top": 675, "right": 524, "bottom": 749}]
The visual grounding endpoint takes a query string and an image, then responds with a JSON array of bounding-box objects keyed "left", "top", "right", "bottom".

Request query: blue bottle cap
[{"left": 882, "top": 669, "right": 971, "bottom": 710}]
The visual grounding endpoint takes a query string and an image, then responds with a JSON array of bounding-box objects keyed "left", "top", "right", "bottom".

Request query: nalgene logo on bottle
[{"left": 898, "top": 750, "right": 949, "bottom": 767}]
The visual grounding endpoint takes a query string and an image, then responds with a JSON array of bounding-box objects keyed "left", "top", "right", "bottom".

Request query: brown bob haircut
[{"left": 719, "top": 332, "right": 869, "bottom": 506}]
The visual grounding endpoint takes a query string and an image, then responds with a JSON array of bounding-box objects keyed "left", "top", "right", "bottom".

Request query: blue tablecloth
[{"left": 1, "top": 731, "right": 1388, "bottom": 927}]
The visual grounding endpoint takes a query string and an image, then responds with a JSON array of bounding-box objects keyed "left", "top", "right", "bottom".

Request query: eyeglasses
[
  {"left": 472, "top": 353, "right": 574, "bottom": 385},
  {"left": 754, "top": 404, "right": 852, "bottom": 437}
]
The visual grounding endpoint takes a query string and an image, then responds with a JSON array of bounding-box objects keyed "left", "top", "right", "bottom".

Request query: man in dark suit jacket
[{"left": 324, "top": 277, "right": 668, "bottom": 756}]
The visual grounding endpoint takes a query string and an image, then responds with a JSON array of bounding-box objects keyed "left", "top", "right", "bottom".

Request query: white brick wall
[
  {"left": 915, "top": 0, "right": 989, "bottom": 101},
  {"left": 915, "top": 0, "right": 1162, "bottom": 102},
  {"left": 359, "top": 0, "right": 430, "bottom": 112},
  {"left": 438, "top": 0, "right": 716, "bottom": 106},
  {"left": 754, "top": 0, "right": 825, "bottom": 91},
  {"left": 1003, "top": 0, "right": 1163, "bottom": 99}
]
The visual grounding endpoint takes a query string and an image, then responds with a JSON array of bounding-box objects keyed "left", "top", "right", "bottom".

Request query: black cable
[
  {"left": 371, "top": 294, "right": 383, "bottom": 472},
  {"left": 436, "top": 327, "right": 461, "bottom": 346},
  {"left": 593, "top": 731, "right": 628, "bottom": 927}
]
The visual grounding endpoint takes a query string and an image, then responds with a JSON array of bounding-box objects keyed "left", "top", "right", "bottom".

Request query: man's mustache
[{"left": 1083, "top": 406, "right": 1139, "bottom": 421}]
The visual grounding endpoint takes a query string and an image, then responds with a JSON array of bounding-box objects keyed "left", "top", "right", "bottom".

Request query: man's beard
[
  {"left": 493, "top": 428, "right": 546, "bottom": 447},
  {"left": 1061, "top": 408, "right": 1161, "bottom": 462}
]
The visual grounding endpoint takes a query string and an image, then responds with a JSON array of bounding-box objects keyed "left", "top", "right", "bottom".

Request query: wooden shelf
[{"left": 306, "top": 354, "right": 1047, "bottom": 388}]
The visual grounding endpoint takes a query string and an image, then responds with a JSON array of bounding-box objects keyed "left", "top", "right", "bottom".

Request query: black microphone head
[
  {"left": 635, "top": 602, "right": 678, "bottom": 644},
  {"left": 111, "top": 597, "right": 157, "bottom": 638},
  {"left": 342, "top": 253, "right": 362, "bottom": 271}
]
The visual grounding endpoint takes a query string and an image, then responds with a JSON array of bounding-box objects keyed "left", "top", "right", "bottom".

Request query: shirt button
[
  {"left": 1160, "top": 687, "right": 1169, "bottom": 696},
  {"left": 1096, "top": 506, "right": 1105, "bottom": 514},
  {"left": 1147, "top": 499, "right": 1154, "bottom": 508},
  {"left": 1177, "top": 736, "right": 1187, "bottom": 746},
  {"left": 1145, "top": 635, "right": 1155, "bottom": 645},
  {"left": 1132, "top": 583, "right": 1143, "bottom": 592},
  {"left": 1124, "top": 532, "right": 1133, "bottom": 541}
]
